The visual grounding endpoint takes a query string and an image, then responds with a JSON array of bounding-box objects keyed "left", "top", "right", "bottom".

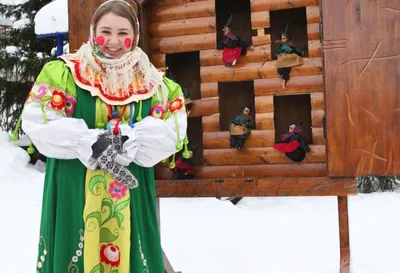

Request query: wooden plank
[
  {"left": 201, "top": 82, "right": 218, "bottom": 98},
  {"left": 309, "top": 40, "right": 322, "bottom": 58},
  {"left": 307, "top": 23, "right": 320, "bottom": 41},
  {"left": 149, "top": 17, "right": 215, "bottom": 38},
  {"left": 250, "top": 0, "right": 319, "bottom": 12},
  {"left": 149, "top": 0, "right": 214, "bottom": 22},
  {"left": 150, "top": 0, "right": 205, "bottom": 9},
  {"left": 312, "top": 109, "right": 324, "bottom": 128},
  {"left": 338, "top": 196, "right": 350, "bottom": 273},
  {"left": 255, "top": 112, "right": 274, "bottom": 130},
  {"left": 252, "top": 34, "right": 271, "bottom": 46},
  {"left": 202, "top": 115, "right": 219, "bottom": 132},
  {"left": 312, "top": 127, "right": 325, "bottom": 145},
  {"left": 155, "top": 177, "right": 357, "bottom": 197},
  {"left": 203, "top": 130, "right": 275, "bottom": 149},
  {"left": 254, "top": 75, "right": 323, "bottom": 96},
  {"left": 190, "top": 98, "right": 219, "bottom": 117},
  {"left": 311, "top": 92, "right": 324, "bottom": 110},
  {"left": 155, "top": 163, "right": 328, "bottom": 180},
  {"left": 200, "top": 45, "right": 271, "bottom": 66},
  {"left": 150, "top": 53, "right": 166, "bottom": 68},
  {"left": 200, "top": 58, "right": 322, "bottom": 83},
  {"left": 255, "top": 95, "right": 274, "bottom": 113},
  {"left": 251, "top": 11, "right": 270, "bottom": 29},
  {"left": 203, "top": 145, "right": 326, "bottom": 165},
  {"left": 306, "top": 5, "right": 320, "bottom": 24},
  {"left": 150, "top": 32, "right": 215, "bottom": 54}
]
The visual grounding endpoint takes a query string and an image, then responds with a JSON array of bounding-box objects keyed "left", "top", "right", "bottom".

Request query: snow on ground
[
  {"left": 34, "top": 0, "right": 68, "bottom": 35},
  {"left": 1, "top": 130, "right": 400, "bottom": 273}
]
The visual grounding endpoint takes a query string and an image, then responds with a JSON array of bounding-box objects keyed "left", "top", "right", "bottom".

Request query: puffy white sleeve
[{"left": 120, "top": 78, "right": 188, "bottom": 167}]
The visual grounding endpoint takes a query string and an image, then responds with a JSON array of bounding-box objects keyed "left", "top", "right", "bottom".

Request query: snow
[
  {"left": 1, "top": 129, "right": 400, "bottom": 273},
  {"left": 12, "top": 13, "right": 30, "bottom": 29},
  {"left": 0, "top": 18, "right": 13, "bottom": 26},
  {"left": 0, "top": 0, "right": 28, "bottom": 4},
  {"left": 5, "top": 45, "right": 18, "bottom": 54},
  {"left": 34, "top": 0, "right": 68, "bottom": 35}
]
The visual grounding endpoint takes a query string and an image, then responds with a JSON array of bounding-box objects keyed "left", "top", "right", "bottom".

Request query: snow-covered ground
[{"left": 1, "top": 131, "right": 400, "bottom": 273}]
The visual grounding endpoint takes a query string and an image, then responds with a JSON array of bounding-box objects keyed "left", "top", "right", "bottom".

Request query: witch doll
[
  {"left": 273, "top": 121, "right": 311, "bottom": 162},
  {"left": 217, "top": 15, "right": 251, "bottom": 66},
  {"left": 275, "top": 23, "right": 305, "bottom": 89},
  {"left": 229, "top": 105, "right": 252, "bottom": 149},
  {"left": 170, "top": 145, "right": 196, "bottom": 180}
]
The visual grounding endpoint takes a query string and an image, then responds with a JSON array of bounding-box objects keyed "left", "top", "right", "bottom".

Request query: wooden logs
[
  {"left": 150, "top": 54, "right": 165, "bottom": 68},
  {"left": 149, "top": 1, "right": 215, "bottom": 22},
  {"left": 251, "top": 0, "right": 320, "bottom": 12},
  {"left": 150, "top": 32, "right": 216, "bottom": 54},
  {"left": 203, "top": 130, "right": 275, "bottom": 149},
  {"left": 201, "top": 82, "right": 218, "bottom": 98},
  {"left": 149, "top": 17, "right": 215, "bottom": 38},
  {"left": 255, "top": 95, "right": 274, "bottom": 113},
  {"left": 255, "top": 112, "right": 274, "bottom": 130},
  {"left": 200, "top": 45, "right": 271, "bottom": 66},
  {"left": 155, "top": 177, "right": 357, "bottom": 197},
  {"left": 155, "top": 163, "right": 327, "bottom": 180},
  {"left": 309, "top": 40, "right": 322, "bottom": 58},
  {"left": 200, "top": 58, "right": 322, "bottom": 83},
  {"left": 189, "top": 98, "right": 219, "bottom": 117},
  {"left": 311, "top": 92, "right": 324, "bottom": 110},
  {"left": 254, "top": 75, "right": 323, "bottom": 96},
  {"left": 252, "top": 34, "right": 271, "bottom": 46},
  {"left": 150, "top": 0, "right": 205, "bottom": 9},
  {"left": 312, "top": 110, "right": 324, "bottom": 127},
  {"left": 312, "top": 127, "right": 325, "bottom": 145},
  {"left": 203, "top": 145, "right": 326, "bottom": 165},
  {"left": 251, "top": 11, "right": 270, "bottom": 29},
  {"left": 307, "top": 23, "right": 320, "bottom": 41},
  {"left": 306, "top": 5, "right": 320, "bottom": 24},
  {"left": 202, "top": 115, "right": 220, "bottom": 132}
]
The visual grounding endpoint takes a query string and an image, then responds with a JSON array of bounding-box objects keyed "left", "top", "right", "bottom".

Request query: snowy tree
[
  {"left": 358, "top": 176, "right": 400, "bottom": 193},
  {"left": 0, "top": 0, "right": 55, "bottom": 132}
]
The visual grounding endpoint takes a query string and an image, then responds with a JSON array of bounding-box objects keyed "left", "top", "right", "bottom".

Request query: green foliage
[
  {"left": 357, "top": 176, "right": 400, "bottom": 193},
  {"left": 0, "top": 0, "right": 56, "bottom": 132}
]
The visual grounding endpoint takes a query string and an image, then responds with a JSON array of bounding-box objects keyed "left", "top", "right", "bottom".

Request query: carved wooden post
[{"left": 338, "top": 196, "right": 350, "bottom": 273}]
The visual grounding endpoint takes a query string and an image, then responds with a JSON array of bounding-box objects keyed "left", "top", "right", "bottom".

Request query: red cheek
[
  {"left": 124, "top": 38, "right": 132, "bottom": 49},
  {"left": 96, "top": 36, "right": 105, "bottom": 46}
]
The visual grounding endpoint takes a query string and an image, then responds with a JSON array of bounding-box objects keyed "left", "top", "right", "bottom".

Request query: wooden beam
[
  {"left": 202, "top": 115, "right": 219, "bottom": 132},
  {"left": 149, "top": 0, "right": 214, "bottom": 22},
  {"left": 254, "top": 75, "right": 323, "bottom": 96},
  {"left": 307, "top": 23, "right": 320, "bottom": 41},
  {"left": 155, "top": 163, "right": 328, "bottom": 179},
  {"left": 200, "top": 58, "right": 322, "bottom": 83},
  {"left": 201, "top": 82, "right": 218, "bottom": 98},
  {"left": 203, "top": 130, "right": 275, "bottom": 149},
  {"left": 150, "top": 53, "right": 166, "bottom": 68},
  {"left": 150, "top": 32, "right": 215, "bottom": 54},
  {"left": 306, "top": 5, "right": 320, "bottom": 24},
  {"left": 311, "top": 92, "right": 324, "bottom": 110},
  {"left": 251, "top": 11, "right": 270, "bottom": 29},
  {"left": 309, "top": 40, "right": 322, "bottom": 58},
  {"left": 255, "top": 112, "right": 274, "bottom": 130},
  {"left": 203, "top": 145, "right": 326, "bottom": 165},
  {"left": 338, "top": 196, "right": 351, "bottom": 273},
  {"left": 149, "top": 17, "right": 215, "bottom": 38},
  {"left": 312, "top": 127, "right": 325, "bottom": 145},
  {"left": 200, "top": 45, "right": 271, "bottom": 66},
  {"left": 252, "top": 34, "right": 271, "bottom": 46},
  {"left": 255, "top": 95, "right": 274, "bottom": 113},
  {"left": 251, "top": 0, "right": 320, "bottom": 12},
  {"left": 312, "top": 110, "right": 324, "bottom": 127},
  {"left": 190, "top": 98, "right": 219, "bottom": 117},
  {"left": 155, "top": 177, "right": 357, "bottom": 197}
]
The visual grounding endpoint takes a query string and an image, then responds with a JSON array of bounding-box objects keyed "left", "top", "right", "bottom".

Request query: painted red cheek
[
  {"left": 124, "top": 38, "right": 132, "bottom": 49},
  {"left": 96, "top": 36, "right": 105, "bottom": 46}
]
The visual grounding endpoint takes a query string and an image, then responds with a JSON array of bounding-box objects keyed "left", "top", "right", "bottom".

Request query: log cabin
[{"left": 67, "top": 0, "right": 399, "bottom": 272}]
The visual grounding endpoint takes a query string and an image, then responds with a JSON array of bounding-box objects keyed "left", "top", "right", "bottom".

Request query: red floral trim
[
  {"left": 100, "top": 243, "right": 120, "bottom": 267},
  {"left": 50, "top": 90, "right": 66, "bottom": 110},
  {"left": 168, "top": 98, "right": 184, "bottom": 113}
]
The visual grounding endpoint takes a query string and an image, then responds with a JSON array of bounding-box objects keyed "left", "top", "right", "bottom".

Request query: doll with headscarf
[
  {"left": 217, "top": 14, "right": 251, "bottom": 66},
  {"left": 229, "top": 104, "right": 252, "bottom": 149},
  {"left": 275, "top": 23, "right": 305, "bottom": 89},
  {"left": 19, "top": 1, "right": 189, "bottom": 272},
  {"left": 273, "top": 121, "right": 311, "bottom": 162}
]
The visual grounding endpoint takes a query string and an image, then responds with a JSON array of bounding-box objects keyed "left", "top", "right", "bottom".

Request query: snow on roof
[
  {"left": 34, "top": 0, "right": 68, "bottom": 35},
  {"left": 0, "top": 18, "right": 13, "bottom": 26}
]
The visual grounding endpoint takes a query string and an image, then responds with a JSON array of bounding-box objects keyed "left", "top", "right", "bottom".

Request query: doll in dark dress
[{"left": 229, "top": 105, "right": 252, "bottom": 150}]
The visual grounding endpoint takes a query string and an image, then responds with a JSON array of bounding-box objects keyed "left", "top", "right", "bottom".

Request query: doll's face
[
  {"left": 243, "top": 107, "right": 251, "bottom": 115},
  {"left": 289, "top": 124, "right": 296, "bottom": 133},
  {"left": 223, "top": 26, "right": 230, "bottom": 35},
  {"left": 281, "top": 34, "right": 288, "bottom": 43},
  {"left": 95, "top": 12, "right": 135, "bottom": 58}
]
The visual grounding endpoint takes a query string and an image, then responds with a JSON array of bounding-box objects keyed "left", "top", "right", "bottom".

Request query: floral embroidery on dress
[
  {"left": 138, "top": 234, "right": 150, "bottom": 273},
  {"left": 168, "top": 97, "right": 184, "bottom": 113},
  {"left": 36, "top": 236, "right": 48, "bottom": 270},
  {"left": 108, "top": 181, "right": 128, "bottom": 200},
  {"left": 65, "top": 96, "right": 77, "bottom": 116},
  {"left": 100, "top": 243, "right": 121, "bottom": 267},
  {"left": 150, "top": 105, "right": 164, "bottom": 119},
  {"left": 50, "top": 90, "right": 66, "bottom": 109},
  {"left": 67, "top": 229, "right": 84, "bottom": 273}
]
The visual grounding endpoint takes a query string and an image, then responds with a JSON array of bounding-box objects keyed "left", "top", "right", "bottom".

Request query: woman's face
[
  {"left": 95, "top": 12, "right": 135, "bottom": 58},
  {"left": 281, "top": 34, "right": 288, "bottom": 43}
]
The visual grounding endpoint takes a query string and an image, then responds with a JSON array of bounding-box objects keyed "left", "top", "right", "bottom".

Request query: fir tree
[{"left": 0, "top": 0, "right": 55, "bottom": 132}]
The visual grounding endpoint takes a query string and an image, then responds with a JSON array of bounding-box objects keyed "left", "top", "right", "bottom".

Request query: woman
[
  {"left": 273, "top": 121, "right": 311, "bottom": 162},
  {"left": 21, "top": 1, "right": 188, "bottom": 272},
  {"left": 275, "top": 23, "right": 305, "bottom": 89}
]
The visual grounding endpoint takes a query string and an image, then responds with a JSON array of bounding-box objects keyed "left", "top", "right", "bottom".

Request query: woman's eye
[
  {"left": 102, "top": 31, "right": 111, "bottom": 34},
  {"left": 119, "top": 32, "right": 128, "bottom": 35}
]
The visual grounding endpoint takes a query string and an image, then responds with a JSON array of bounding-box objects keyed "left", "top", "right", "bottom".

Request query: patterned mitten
[{"left": 91, "top": 130, "right": 138, "bottom": 189}]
